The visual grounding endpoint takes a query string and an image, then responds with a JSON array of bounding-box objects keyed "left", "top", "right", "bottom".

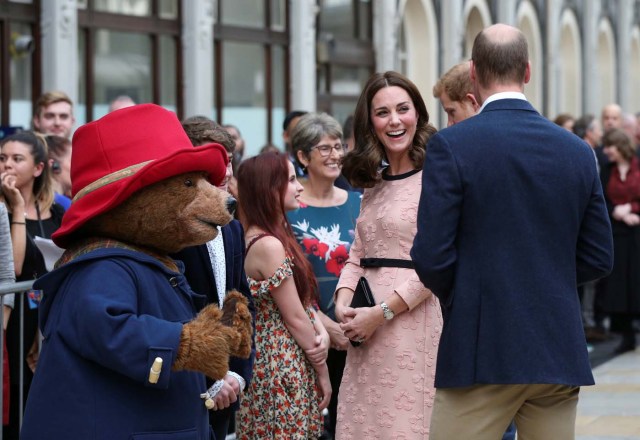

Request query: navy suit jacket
[
  {"left": 411, "top": 99, "right": 613, "bottom": 388},
  {"left": 172, "top": 220, "right": 255, "bottom": 410}
]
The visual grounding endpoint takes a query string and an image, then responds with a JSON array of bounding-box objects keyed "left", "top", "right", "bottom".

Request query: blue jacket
[
  {"left": 411, "top": 99, "right": 613, "bottom": 388},
  {"left": 21, "top": 247, "right": 213, "bottom": 440}
]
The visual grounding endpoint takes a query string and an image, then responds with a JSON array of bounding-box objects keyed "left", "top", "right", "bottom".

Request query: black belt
[{"left": 360, "top": 258, "right": 414, "bottom": 269}]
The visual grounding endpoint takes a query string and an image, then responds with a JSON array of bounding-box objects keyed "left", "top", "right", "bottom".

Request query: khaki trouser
[{"left": 430, "top": 383, "right": 580, "bottom": 440}]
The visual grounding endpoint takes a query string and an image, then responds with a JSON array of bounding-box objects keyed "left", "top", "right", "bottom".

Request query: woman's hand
[
  {"left": 1, "top": 173, "right": 24, "bottom": 211},
  {"left": 316, "top": 366, "right": 332, "bottom": 411},
  {"left": 305, "top": 332, "right": 329, "bottom": 365},
  {"left": 613, "top": 203, "right": 632, "bottom": 220},
  {"left": 334, "top": 287, "right": 355, "bottom": 323},
  {"left": 622, "top": 212, "right": 640, "bottom": 226},
  {"left": 325, "top": 319, "right": 351, "bottom": 351},
  {"left": 339, "top": 305, "right": 385, "bottom": 344}
]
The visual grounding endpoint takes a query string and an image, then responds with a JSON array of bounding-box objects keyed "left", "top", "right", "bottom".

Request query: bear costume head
[
  {"left": 53, "top": 103, "right": 234, "bottom": 255},
  {"left": 21, "top": 104, "right": 252, "bottom": 439}
]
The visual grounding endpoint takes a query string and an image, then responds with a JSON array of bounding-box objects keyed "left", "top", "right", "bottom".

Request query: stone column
[
  {"left": 289, "top": 0, "right": 317, "bottom": 111},
  {"left": 617, "top": 0, "right": 633, "bottom": 110},
  {"left": 40, "top": 0, "right": 78, "bottom": 103},
  {"left": 373, "top": 0, "right": 397, "bottom": 72},
  {"left": 545, "top": 0, "right": 562, "bottom": 117},
  {"left": 182, "top": 0, "right": 215, "bottom": 117},
  {"left": 496, "top": 0, "right": 516, "bottom": 25},
  {"left": 582, "top": 1, "right": 601, "bottom": 115},
  {"left": 441, "top": 0, "right": 464, "bottom": 71}
]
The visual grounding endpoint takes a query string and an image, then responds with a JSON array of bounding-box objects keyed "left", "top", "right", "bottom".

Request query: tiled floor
[{"left": 576, "top": 347, "right": 640, "bottom": 440}]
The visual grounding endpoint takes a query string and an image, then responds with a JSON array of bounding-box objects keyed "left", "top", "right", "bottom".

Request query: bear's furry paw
[
  {"left": 173, "top": 304, "right": 230, "bottom": 380},
  {"left": 221, "top": 290, "right": 252, "bottom": 359}
]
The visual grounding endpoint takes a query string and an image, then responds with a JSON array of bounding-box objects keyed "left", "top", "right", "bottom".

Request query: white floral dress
[{"left": 236, "top": 237, "right": 323, "bottom": 439}]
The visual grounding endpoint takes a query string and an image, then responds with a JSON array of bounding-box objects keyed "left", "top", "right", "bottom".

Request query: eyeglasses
[{"left": 310, "top": 143, "right": 347, "bottom": 157}]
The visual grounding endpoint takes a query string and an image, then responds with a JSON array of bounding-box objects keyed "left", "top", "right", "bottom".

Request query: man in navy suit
[
  {"left": 173, "top": 116, "right": 255, "bottom": 440},
  {"left": 411, "top": 24, "right": 613, "bottom": 440}
]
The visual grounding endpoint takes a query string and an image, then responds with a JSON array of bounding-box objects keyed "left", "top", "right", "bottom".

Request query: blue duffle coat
[{"left": 20, "top": 247, "right": 213, "bottom": 440}]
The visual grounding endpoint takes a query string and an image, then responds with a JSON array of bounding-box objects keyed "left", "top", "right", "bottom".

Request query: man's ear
[
  {"left": 469, "top": 60, "right": 476, "bottom": 83},
  {"left": 32, "top": 115, "right": 41, "bottom": 131},
  {"left": 524, "top": 61, "right": 531, "bottom": 84},
  {"left": 464, "top": 93, "right": 481, "bottom": 112}
]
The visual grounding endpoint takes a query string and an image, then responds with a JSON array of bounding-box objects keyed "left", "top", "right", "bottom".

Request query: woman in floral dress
[
  {"left": 235, "top": 152, "right": 332, "bottom": 439},
  {"left": 287, "top": 112, "right": 361, "bottom": 438},
  {"left": 333, "top": 71, "right": 443, "bottom": 439}
]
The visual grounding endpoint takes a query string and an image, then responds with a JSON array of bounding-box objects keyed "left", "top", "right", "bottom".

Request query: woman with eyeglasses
[{"left": 287, "top": 112, "right": 361, "bottom": 438}]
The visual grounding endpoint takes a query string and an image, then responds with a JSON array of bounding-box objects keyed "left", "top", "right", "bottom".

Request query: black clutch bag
[{"left": 349, "top": 277, "right": 375, "bottom": 347}]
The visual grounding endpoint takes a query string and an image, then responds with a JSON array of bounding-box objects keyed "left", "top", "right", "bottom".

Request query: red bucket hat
[{"left": 52, "top": 104, "right": 229, "bottom": 248}]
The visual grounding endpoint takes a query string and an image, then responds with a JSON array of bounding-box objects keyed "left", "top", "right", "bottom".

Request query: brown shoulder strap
[{"left": 245, "top": 233, "right": 271, "bottom": 255}]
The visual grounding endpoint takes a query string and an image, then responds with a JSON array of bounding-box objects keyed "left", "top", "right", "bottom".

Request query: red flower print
[
  {"left": 326, "top": 245, "right": 349, "bottom": 276},
  {"left": 302, "top": 237, "right": 329, "bottom": 258}
]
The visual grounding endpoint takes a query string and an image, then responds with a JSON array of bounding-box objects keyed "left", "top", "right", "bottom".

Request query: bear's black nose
[{"left": 226, "top": 196, "right": 237, "bottom": 216}]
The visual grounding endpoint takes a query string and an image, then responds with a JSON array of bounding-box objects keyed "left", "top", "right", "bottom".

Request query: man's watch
[{"left": 380, "top": 302, "right": 394, "bottom": 320}]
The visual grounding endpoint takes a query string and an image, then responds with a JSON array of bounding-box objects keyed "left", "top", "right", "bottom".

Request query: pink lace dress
[
  {"left": 335, "top": 169, "right": 443, "bottom": 439},
  {"left": 235, "top": 254, "right": 323, "bottom": 439}
]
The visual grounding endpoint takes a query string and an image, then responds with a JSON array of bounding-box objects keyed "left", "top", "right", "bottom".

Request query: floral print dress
[{"left": 235, "top": 249, "right": 323, "bottom": 439}]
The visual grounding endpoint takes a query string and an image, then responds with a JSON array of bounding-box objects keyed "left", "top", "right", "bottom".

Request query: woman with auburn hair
[
  {"left": 0, "top": 131, "right": 64, "bottom": 439},
  {"left": 600, "top": 128, "right": 640, "bottom": 353},
  {"left": 334, "top": 71, "right": 442, "bottom": 439},
  {"left": 235, "top": 152, "right": 331, "bottom": 439}
]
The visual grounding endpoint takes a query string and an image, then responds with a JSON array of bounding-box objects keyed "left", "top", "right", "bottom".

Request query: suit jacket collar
[
  {"left": 481, "top": 97, "right": 537, "bottom": 114},
  {"left": 479, "top": 91, "right": 526, "bottom": 112}
]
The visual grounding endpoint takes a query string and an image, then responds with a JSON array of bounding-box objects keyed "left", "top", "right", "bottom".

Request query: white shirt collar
[{"left": 479, "top": 92, "right": 527, "bottom": 113}]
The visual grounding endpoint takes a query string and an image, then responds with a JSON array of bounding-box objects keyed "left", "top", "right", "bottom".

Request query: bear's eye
[{"left": 184, "top": 178, "right": 194, "bottom": 187}]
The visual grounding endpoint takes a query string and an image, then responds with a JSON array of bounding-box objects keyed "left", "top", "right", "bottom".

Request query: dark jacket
[
  {"left": 411, "top": 98, "right": 613, "bottom": 388},
  {"left": 172, "top": 220, "right": 255, "bottom": 438},
  {"left": 21, "top": 248, "right": 212, "bottom": 440}
]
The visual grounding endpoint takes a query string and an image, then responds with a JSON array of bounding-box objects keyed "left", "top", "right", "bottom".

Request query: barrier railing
[{"left": 0, "top": 280, "right": 35, "bottom": 440}]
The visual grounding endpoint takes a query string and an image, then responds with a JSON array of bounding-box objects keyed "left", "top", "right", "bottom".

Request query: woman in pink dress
[{"left": 334, "top": 71, "right": 443, "bottom": 439}]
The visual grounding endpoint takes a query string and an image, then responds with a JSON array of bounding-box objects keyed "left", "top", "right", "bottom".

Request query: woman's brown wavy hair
[{"left": 342, "top": 71, "right": 437, "bottom": 188}]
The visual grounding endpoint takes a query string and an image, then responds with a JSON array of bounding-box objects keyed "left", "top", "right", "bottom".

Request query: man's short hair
[
  {"left": 471, "top": 28, "right": 528, "bottom": 88},
  {"left": 182, "top": 116, "right": 235, "bottom": 154},
  {"left": 34, "top": 91, "right": 73, "bottom": 117},
  {"left": 573, "top": 115, "right": 596, "bottom": 140},
  {"left": 433, "top": 63, "right": 473, "bottom": 101},
  {"left": 45, "top": 135, "right": 71, "bottom": 159},
  {"left": 283, "top": 110, "right": 308, "bottom": 132}
]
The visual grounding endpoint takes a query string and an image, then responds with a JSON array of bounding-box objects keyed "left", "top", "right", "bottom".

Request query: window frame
[
  {"left": 214, "top": 0, "right": 289, "bottom": 146},
  {"left": 77, "top": 0, "right": 182, "bottom": 122}
]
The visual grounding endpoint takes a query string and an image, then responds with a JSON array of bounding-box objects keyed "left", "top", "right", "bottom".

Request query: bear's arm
[{"left": 50, "top": 259, "right": 187, "bottom": 389}]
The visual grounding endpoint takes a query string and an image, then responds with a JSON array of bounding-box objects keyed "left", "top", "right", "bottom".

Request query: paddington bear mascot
[{"left": 20, "top": 104, "right": 252, "bottom": 439}]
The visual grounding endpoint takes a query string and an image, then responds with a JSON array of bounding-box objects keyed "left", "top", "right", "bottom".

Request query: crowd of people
[{"left": 0, "top": 22, "right": 635, "bottom": 440}]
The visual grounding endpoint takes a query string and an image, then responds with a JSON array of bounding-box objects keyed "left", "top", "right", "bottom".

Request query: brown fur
[
  {"left": 84, "top": 171, "right": 251, "bottom": 380},
  {"left": 85, "top": 172, "right": 233, "bottom": 254},
  {"left": 173, "top": 291, "right": 253, "bottom": 380}
]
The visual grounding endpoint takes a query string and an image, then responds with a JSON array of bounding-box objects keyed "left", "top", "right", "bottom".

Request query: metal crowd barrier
[{"left": 0, "top": 280, "right": 35, "bottom": 440}]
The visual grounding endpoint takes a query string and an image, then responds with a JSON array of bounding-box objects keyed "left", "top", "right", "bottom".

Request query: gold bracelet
[{"left": 11, "top": 221, "right": 26, "bottom": 225}]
